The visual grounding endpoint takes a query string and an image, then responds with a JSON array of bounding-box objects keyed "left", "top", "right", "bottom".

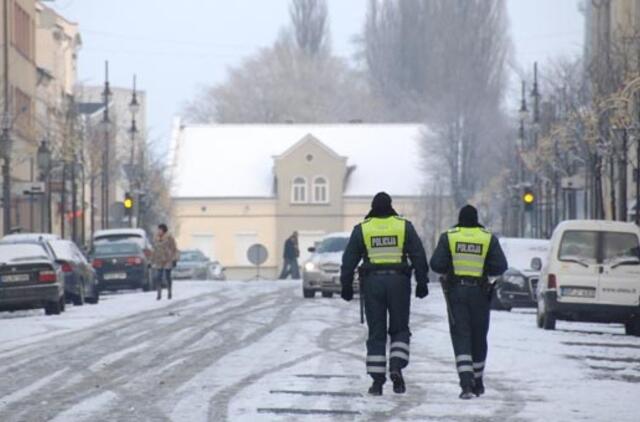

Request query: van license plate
[{"left": 561, "top": 287, "right": 596, "bottom": 298}]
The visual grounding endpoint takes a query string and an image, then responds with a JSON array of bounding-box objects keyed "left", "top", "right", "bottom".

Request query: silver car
[{"left": 302, "top": 232, "right": 358, "bottom": 298}]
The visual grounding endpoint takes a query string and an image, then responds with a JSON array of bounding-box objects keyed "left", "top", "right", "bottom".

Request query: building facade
[
  {"left": 170, "top": 123, "right": 454, "bottom": 279},
  {"left": 0, "top": 0, "right": 38, "bottom": 233}
]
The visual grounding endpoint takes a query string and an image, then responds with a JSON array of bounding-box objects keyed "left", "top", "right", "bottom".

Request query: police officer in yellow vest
[
  {"left": 341, "top": 192, "right": 429, "bottom": 396},
  {"left": 430, "top": 205, "right": 507, "bottom": 399}
]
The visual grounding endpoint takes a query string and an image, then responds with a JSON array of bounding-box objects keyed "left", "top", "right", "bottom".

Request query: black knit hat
[
  {"left": 366, "top": 192, "right": 398, "bottom": 219},
  {"left": 458, "top": 204, "right": 480, "bottom": 228}
]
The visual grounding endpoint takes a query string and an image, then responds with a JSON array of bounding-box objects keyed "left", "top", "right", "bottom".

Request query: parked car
[
  {"left": 302, "top": 232, "right": 358, "bottom": 298},
  {"left": 93, "top": 228, "right": 152, "bottom": 259},
  {"left": 491, "top": 237, "right": 550, "bottom": 311},
  {"left": 91, "top": 241, "right": 151, "bottom": 292},
  {"left": 173, "top": 249, "right": 226, "bottom": 281},
  {"left": 537, "top": 220, "right": 640, "bottom": 336},
  {"left": 49, "top": 239, "right": 100, "bottom": 305},
  {"left": 0, "top": 242, "right": 65, "bottom": 315}
]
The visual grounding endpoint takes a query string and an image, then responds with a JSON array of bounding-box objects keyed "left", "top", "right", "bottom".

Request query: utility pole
[
  {"left": 2, "top": 0, "right": 11, "bottom": 235},
  {"left": 128, "top": 75, "right": 139, "bottom": 229},
  {"left": 101, "top": 61, "right": 112, "bottom": 229}
]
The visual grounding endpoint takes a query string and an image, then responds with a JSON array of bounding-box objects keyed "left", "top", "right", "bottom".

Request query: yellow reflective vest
[
  {"left": 361, "top": 216, "right": 407, "bottom": 264},
  {"left": 447, "top": 227, "right": 492, "bottom": 277}
]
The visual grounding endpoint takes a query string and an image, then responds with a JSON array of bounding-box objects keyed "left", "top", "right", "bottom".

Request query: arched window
[
  {"left": 291, "top": 176, "right": 307, "bottom": 204},
  {"left": 313, "top": 176, "right": 329, "bottom": 204}
]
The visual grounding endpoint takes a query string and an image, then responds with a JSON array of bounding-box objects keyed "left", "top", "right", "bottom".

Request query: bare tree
[
  {"left": 289, "top": 0, "right": 329, "bottom": 56},
  {"left": 363, "top": 0, "right": 511, "bottom": 207}
]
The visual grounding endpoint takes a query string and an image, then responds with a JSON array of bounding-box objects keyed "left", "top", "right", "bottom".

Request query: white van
[{"left": 537, "top": 220, "right": 640, "bottom": 336}]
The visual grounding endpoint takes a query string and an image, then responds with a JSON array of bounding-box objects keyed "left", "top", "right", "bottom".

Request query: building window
[
  {"left": 312, "top": 176, "right": 329, "bottom": 204},
  {"left": 291, "top": 176, "right": 307, "bottom": 203},
  {"left": 13, "top": 3, "right": 34, "bottom": 61}
]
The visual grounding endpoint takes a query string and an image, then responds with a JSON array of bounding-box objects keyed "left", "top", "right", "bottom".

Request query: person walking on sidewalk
[{"left": 151, "top": 223, "right": 179, "bottom": 300}]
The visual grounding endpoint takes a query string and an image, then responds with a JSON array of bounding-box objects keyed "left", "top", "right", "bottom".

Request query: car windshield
[
  {"left": 0, "top": 244, "right": 49, "bottom": 263},
  {"left": 95, "top": 243, "right": 141, "bottom": 256},
  {"left": 603, "top": 232, "right": 640, "bottom": 264},
  {"left": 180, "top": 251, "right": 206, "bottom": 262},
  {"left": 558, "top": 231, "right": 598, "bottom": 264},
  {"left": 316, "top": 237, "right": 349, "bottom": 254}
]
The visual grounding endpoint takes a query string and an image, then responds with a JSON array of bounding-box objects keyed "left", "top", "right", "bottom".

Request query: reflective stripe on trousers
[{"left": 366, "top": 355, "right": 386, "bottom": 374}]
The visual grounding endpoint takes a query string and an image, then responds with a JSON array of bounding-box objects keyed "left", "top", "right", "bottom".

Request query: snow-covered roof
[{"left": 170, "top": 123, "right": 439, "bottom": 199}]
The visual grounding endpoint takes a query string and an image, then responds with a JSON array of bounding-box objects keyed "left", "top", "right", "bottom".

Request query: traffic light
[
  {"left": 123, "top": 193, "right": 134, "bottom": 216},
  {"left": 522, "top": 188, "right": 536, "bottom": 212}
]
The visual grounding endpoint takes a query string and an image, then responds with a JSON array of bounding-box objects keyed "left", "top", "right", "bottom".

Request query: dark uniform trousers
[
  {"left": 447, "top": 283, "right": 491, "bottom": 388},
  {"left": 364, "top": 273, "right": 411, "bottom": 381}
]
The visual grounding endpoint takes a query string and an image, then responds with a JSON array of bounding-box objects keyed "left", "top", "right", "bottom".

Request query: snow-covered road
[{"left": 1, "top": 280, "right": 639, "bottom": 421}]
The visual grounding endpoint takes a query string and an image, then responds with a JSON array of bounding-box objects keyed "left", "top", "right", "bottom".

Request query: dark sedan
[
  {"left": 0, "top": 243, "right": 66, "bottom": 315},
  {"left": 50, "top": 240, "right": 100, "bottom": 305},
  {"left": 491, "top": 238, "right": 549, "bottom": 311},
  {"left": 92, "top": 242, "right": 150, "bottom": 292}
]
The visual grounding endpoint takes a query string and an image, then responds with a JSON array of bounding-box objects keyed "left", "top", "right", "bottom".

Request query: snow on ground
[{"left": 0, "top": 280, "right": 639, "bottom": 421}]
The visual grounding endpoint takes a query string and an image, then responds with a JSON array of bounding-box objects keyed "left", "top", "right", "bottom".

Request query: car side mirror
[
  {"left": 308, "top": 247, "right": 316, "bottom": 253},
  {"left": 531, "top": 257, "right": 542, "bottom": 272}
]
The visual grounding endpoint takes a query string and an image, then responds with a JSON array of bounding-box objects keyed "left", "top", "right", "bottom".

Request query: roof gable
[{"left": 275, "top": 133, "right": 346, "bottom": 162}]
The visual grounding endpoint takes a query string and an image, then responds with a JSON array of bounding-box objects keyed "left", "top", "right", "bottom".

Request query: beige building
[
  {"left": 170, "top": 123, "right": 453, "bottom": 279},
  {"left": 0, "top": 0, "right": 38, "bottom": 232},
  {"left": 32, "top": 1, "right": 81, "bottom": 234}
]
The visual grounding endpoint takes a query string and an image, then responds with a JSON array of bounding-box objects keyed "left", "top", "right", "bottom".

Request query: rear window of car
[
  {"left": 95, "top": 243, "right": 141, "bottom": 256},
  {"left": 50, "top": 240, "right": 79, "bottom": 262},
  {"left": 316, "top": 237, "right": 349, "bottom": 253},
  {"left": 603, "top": 232, "right": 640, "bottom": 263},
  {"left": 558, "top": 231, "right": 598, "bottom": 263},
  {"left": 0, "top": 244, "right": 50, "bottom": 263}
]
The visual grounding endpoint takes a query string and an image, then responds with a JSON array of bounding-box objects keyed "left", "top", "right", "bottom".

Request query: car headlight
[
  {"left": 504, "top": 274, "right": 526, "bottom": 289},
  {"left": 304, "top": 262, "right": 316, "bottom": 272}
]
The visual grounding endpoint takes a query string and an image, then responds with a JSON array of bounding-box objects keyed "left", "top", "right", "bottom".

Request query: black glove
[
  {"left": 415, "top": 283, "right": 429, "bottom": 299},
  {"left": 341, "top": 285, "right": 354, "bottom": 302}
]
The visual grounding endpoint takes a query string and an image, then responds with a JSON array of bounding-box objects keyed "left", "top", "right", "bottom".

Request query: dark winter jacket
[
  {"left": 340, "top": 219, "right": 429, "bottom": 287},
  {"left": 283, "top": 237, "right": 299, "bottom": 260},
  {"left": 429, "top": 230, "right": 508, "bottom": 278}
]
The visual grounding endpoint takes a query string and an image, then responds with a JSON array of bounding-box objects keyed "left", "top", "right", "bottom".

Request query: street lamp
[
  {"left": 37, "top": 141, "right": 52, "bottom": 232},
  {"left": 101, "top": 61, "right": 113, "bottom": 230},
  {"left": 127, "top": 75, "right": 139, "bottom": 228}
]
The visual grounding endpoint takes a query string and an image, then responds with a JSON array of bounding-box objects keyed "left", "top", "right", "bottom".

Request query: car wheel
[
  {"left": 303, "top": 288, "right": 315, "bottom": 299},
  {"left": 45, "top": 299, "right": 62, "bottom": 316},
  {"left": 72, "top": 285, "right": 85, "bottom": 306},
  {"left": 625, "top": 317, "right": 640, "bottom": 336},
  {"left": 322, "top": 291, "right": 333, "bottom": 298},
  {"left": 490, "top": 289, "right": 511, "bottom": 311}
]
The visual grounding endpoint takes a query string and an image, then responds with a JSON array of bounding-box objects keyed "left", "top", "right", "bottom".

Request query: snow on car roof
[
  {"left": 0, "top": 243, "right": 50, "bottom": 263},
  {"left": 321, "top": 232, "right": 352, "bottom": 240},
  {"left": 93, "top": 228, "right": 147, "bottom": 238},
  {"left": 169, "top": 122, "right": 442, "bottom": 198},
  {"left": 2, "top": 233, "right": 60, "bottom": 242},
  {"left": 499, "top": 238, "right": 550, "bottom": 272}
]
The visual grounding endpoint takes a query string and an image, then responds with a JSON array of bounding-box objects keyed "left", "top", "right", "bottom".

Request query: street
[{"left": 1, "top": 281, "right": 639, "bottom": 421}]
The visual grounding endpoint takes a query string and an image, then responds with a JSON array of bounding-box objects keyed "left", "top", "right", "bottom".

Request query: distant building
[{"left": 169, "top": 122, "right": 454, "bottom": 279}]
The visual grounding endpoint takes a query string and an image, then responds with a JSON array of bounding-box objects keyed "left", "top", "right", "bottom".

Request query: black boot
[
  {"left": 473, "top": 378, "right": 485, "bottom": 397},
  {"left": 459, "top": 385, "right": 474, "bottom": 400},
  {"left": 389, "top": 369, "right": 406, "bottom": 394},
  {"left": 368, "top": 380, "right": 384, "bottom": 396}
]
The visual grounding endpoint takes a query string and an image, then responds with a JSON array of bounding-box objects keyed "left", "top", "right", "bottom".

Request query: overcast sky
[{"left": 51, "top": 0, "right": 585, "bottom": 153}]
